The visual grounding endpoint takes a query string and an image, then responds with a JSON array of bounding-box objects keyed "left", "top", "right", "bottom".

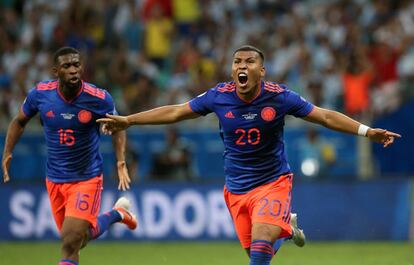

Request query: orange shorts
[
  {"left": 224, "top": 173, "right": 293, "bottom": 248},
  {"left": 46, "top": 175, "right": 103, "bottom": 231}
]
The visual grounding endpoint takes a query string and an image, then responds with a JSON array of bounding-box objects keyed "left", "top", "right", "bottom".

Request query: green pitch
[{"left": 0, "top": 241, "right": 412, "bottom": 265}]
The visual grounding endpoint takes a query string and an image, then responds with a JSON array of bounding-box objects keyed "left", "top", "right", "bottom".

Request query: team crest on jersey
[
  {"left": 261, "top": 107, "right": 276, "bottom": 121},
  {"left": 78, "top": 110, "right": 92, "bottom": 123},
  {"left": 225, "top": 111, "right": 235, "bottom": 119},
  {"left": 61, "top": 113, "right": 75, "bottom": 120},
  {"left": 242, "top": 112, "right": 257, "bottom": 120},
  {"left": 46, "top": 110, "right": 55, "bottom": 118}
]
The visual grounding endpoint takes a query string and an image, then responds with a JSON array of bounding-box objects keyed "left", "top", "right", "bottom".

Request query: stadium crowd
[{"left": 1, "top": 0, "right": 414, "bottom": 131}]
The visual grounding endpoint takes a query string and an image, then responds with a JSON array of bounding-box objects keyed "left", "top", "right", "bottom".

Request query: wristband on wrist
[{"left": 358, "top": 124, "right": 370, "bottom": 137}]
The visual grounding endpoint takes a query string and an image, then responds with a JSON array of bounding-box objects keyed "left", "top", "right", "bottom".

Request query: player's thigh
[
  {"left": 224, "top": 188, "right": 252, "bottom": 249},
  {"left": 251, "top": 174, "right": 293, "bottom": 239},
  {"left": 232, "top": 208, "right": 253, "bottom": 249},
  {"left": 251, "top": 222, "right": 282, "bottom": 242},
  {"left": 65, "top": 176, "right": 103, "bottom": 229},
  {"left": 61, "top": 216, "right": 91, "bottom": 243},
  {"left": 46, "top": 178, "right": 66, "bottom": 231}
]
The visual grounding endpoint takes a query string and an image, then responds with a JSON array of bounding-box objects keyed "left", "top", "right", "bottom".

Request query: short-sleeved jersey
[
  {"left": 189, "top": 81, "right": 314, "bottom": 194},
  {"left": 22, "top": 80, "right": 117, "bottom": 183}
]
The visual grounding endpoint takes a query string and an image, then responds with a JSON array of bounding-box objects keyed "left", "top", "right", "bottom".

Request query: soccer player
[
  {"left": 97, "top": 45, "right": 401, "bottom": 265},
  {"left": 1, "top": 47, "right": 138, "bottom": 265}
]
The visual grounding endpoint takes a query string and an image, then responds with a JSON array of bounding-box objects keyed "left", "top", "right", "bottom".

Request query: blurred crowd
[{"left": 1, "top": 0, "right": 414, "bottom": 131}]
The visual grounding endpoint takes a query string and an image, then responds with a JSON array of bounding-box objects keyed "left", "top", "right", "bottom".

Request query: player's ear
[
  {"left": 260, "top": 66, "right": 266, "bottom": 78},
  {"left": 52, "top": 65, "right": 58, "bottom": 78}
]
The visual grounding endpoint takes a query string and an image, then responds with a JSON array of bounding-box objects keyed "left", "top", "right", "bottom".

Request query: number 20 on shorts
[{"left": 258, "top": 198, "right": 282, "bottom": 217}]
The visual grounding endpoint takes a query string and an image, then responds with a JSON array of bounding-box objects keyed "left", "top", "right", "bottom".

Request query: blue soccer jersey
[
  {"left": 189, "top": 81, "right": 314, "bottom": 194},
  {"left": 22, "top": 80, "right": 117, "bottom": 183}
]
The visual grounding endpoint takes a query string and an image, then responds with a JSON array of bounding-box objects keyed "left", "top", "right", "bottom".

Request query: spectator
[
  {"left": 0, "top": 0, "right": 411, "bottom": 136},
  {"left": 341, "top": 49, "right": 373, "bottom": 119},
  {"left": 143, "top": 2, "right": 174, "bottom": 70},
  {"left": 297, "top": 128, "right": 337, "bottom": 180},
  {"left": 151, "top": 127, "right": 193, "bottom": 181}
]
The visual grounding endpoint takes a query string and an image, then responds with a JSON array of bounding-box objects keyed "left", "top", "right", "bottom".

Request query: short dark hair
[
  {"left": 53, "top": 47, "right": 80, "bottom": 64},
  {"left": 233, "top": 45, "right": 265, "bottom": 63}
]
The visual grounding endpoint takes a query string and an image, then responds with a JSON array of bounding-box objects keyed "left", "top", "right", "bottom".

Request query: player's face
[
  {"left": 231, "top": 50, "right": 265, "bottom": 97},
  {"left": 53, "top": 53, "right": 83, "bottom": 88}
]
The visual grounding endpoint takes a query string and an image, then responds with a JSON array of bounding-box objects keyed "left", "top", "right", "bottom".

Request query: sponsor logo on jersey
[
  {"left": 224, "top": 111, "right": 235, "bottom": 119},
  {"left": 45, "top": 110, "right": 55, "bottom": 118},
  {"left": 242, "top": 113, "right": 257, "bottom": 120},
  {"left": 261, "top": 107, "right": 276, "bottom": 121},
  {"left": 61, "top": 113, "right": 75, "bottom": 120},
  {"left": 78, "top": 110, "right": 92, "bottom": 123}
]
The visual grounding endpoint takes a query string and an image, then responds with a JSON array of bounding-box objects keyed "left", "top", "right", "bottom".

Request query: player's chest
[
  {"left": 217, "top": 104, "right": 284, "bottom": 133},
  {"left": 38, "top": 103, "right": 96, "bottom": 129}
]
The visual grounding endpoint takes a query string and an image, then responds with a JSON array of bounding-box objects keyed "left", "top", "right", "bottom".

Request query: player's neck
[
  {"left": 237, "top": 84, "right": 261, "bottom": 102},
  {"left": 58, "top": 81, "right": 82, "bottom": 101}
]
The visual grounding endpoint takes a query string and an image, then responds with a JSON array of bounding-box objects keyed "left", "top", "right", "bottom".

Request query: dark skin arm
[
  {"left": 304, "top": 106, "right": 401, "bottom": 147},
  {"left": 97, "top": 103, "right": 401, "bottom": 147},
  {"left": 97, "top": 103, "right": 200, "bottom": 134},
  {"left": 2, "top": 109, "right": 32, "bottom": 182},
  {"left": 111, "top": 130, "right": 131, "bottom": 191}
]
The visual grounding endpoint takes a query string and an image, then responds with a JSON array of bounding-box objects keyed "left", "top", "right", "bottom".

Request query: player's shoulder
[
  {"left": 195, "top": 81, "right": 235, "bottom": 99},
  {"left": 214, "top": 81, "right": 236, "bottom": 93},
  {"left": 263, "top": 81, "right": 287, "bottom": 94},
  {"left": 35, "top": 79, "right": 58, "bottom": 91},
  {"left": 82, "top": 81, "right": 111, "bottom": 101}
]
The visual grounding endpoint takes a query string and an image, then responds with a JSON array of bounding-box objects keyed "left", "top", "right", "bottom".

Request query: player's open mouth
[
  {"left": 238, "top": 73, "right": 248, "bottom": 85},
  {"left": 70, "top": 77, "right": 79, "bottom": 83}
]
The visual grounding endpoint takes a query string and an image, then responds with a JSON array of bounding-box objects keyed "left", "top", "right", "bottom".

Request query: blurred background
[{"left": 0, "top": 0, "right": 413, "bottom": 258}]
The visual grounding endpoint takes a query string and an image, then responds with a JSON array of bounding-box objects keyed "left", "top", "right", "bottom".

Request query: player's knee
[
  {"left": 61, "top": 229, "right": 87, "bottom": 254},
  {"left": 251, "top": 223, "right": 282, "bottom": 243}
]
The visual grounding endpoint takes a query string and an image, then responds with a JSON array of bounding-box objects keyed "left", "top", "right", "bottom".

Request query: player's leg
[
  {"left": 249, "top": 174, "right": 294, "bottom": 265},
  {"left": 66, "top": 177, "right": 137, "bottom": 246},
  {"left": 56, "top": 176, "right": 104, "bottom": 264},
  {"left": 60, "top": 216, "right": 90, "bottom": 264},
  {"left": 223, "top": 187, "right": 252, "bottom": 257},
  {"left": 46, "top": 179, "right": 82, "bottom": 265},
  {"left": 46, "top": 178, "right": 66, "bottom": 231},
  {"left": 249, "top": 223, "right": 280, "bottom": 265},
  {"left": 89, "top": 197, "right": 137, "bottom": 240}
]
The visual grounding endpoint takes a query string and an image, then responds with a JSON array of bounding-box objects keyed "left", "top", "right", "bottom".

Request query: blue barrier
[
  {"left": 0, "top": 128, "right": 357, "bottom": 181},
  {"left": 0, "top": 179, "right": 411, "bottom": 241},
  {"left": 373, "top": 101, "right": 414, "bottom": 175}
]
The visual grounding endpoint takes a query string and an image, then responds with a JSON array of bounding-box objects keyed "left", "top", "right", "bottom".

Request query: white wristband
[{"left": 358, "top": 124, "right": 370, "bottom": 137}]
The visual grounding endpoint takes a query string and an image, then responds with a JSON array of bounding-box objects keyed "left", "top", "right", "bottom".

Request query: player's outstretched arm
[
  {"left": 97, "top": 103, "right": 200, "bottom": 135},
  {"left": 2, "top": 109, "right": 31, "bottom": 183},
  {"left": 303, "top": 106, "right": 401, "bottom": 148},
  {"left": 111, "top": 130, "right": 131, "bottom": 191}
]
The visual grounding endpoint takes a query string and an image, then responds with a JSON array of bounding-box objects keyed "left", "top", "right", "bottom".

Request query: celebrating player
[
  {"left": 97, "top": 45, "right": 400, "bottom": 265},
  {"left": 1, "top": 47, "right": 137, "bottom": 265}
]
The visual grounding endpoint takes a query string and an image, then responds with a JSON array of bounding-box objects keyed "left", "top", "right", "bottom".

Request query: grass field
[{"left": 0, "top": 241, "right": 413, "bottom": 265}]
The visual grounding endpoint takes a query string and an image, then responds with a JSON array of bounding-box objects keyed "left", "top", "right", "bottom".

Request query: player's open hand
[
  {"left": 97, "top": 114, "right": 130, "bottom": 135},
  {"left": 366, "top": 128, "right": 401, "bottom": 148},
  {"left": 2, "top": 153, "right": 12, "bottom": 183},
  {"left": 117, "top": 160, "right": 131, "bottom": 191}
]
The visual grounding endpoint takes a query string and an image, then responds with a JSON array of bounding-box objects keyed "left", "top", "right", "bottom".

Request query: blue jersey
[
  {"left": 22, "top": 80, "right": 117, "bottom": 183},
  {"left": 189, "top": 81, "right": 314, "bottom": 194}
]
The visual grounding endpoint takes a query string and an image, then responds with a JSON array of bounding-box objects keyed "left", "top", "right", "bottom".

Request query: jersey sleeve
[
  {"left": 99, "top": 90, "right": 118, "bottom": 116},
  {"left": 21, "top": 87, "right": 39, "bottom": 118},
  {"left": 188, "top": 88, "right": 216, "bottom": 116},
  {"left": 283, "top": 89, "right": 314, "bottom": 117}
]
